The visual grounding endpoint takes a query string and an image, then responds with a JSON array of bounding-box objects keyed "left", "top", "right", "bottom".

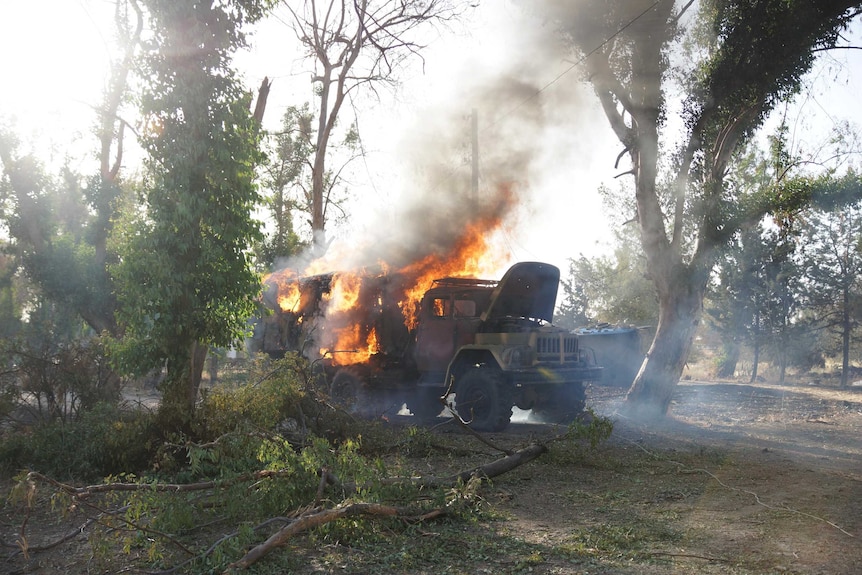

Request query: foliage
[
  {"left": 0, "top": 403, "right": 159, "bottom": 480},
  {"left": 796, "top": 200, "right": 862, "bottom": 385},
  {"left": 0, "top": 243, "right": 23, "bottom": 341},
  {"left": 558, "top": 240, "right": 657, "bottom": 330},
  {"left": 255, "top": 105, "right": 313, "bottom": 269},
  {"left": 0, "top": 335, "right": 120, "bottom": 424},
  {"left": 541, "top": 0, "right": 862, "bottom": 414},
  {"left": 2, "top": 347, "right": 602, "bottom": 572},
  {"left": 706, "top": 227, "right": 758, "bottom": 378},
  {"left": 0, "top": 0, "right": 142, "bottom": 340},
  {"left": 111, "top": 0, "right": 271, "bottom": 425},
  {"left": 193, "top": 355, "right": 308, "bottom": 436},
  {"left": 545, "top": 410, "right": 615, "bottom": 465},
  {"left": 705, "top": 119, "right": 862, "bottom": 381},
  {"left": 0, "top": 131, "right": 121, "bottom": 335}
]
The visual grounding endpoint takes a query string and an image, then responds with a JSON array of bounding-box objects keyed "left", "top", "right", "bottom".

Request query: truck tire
[
  {"left": 455, "top": 369, "right": 513, "bottom": 432},
  {"left": 407, "top": 389, "right": 444, "bottom": 421},
  {"left": 330, "top": 368, "right": 366, "bottom": 415},
  {"left": 532, "top": 383, "right": 586, "bottom": 424}
]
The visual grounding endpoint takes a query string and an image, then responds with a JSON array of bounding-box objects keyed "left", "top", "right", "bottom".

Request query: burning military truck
[{"left": 251, "top": 261, "right": 602, "bottom": 431}]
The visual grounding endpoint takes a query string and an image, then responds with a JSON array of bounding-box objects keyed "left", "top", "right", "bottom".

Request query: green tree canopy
[{"left": 539, "top": 0, "right": 861, "bottom": 416}]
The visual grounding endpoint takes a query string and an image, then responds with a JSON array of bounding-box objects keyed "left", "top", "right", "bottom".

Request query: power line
[{"left": 482, "top": 0, "right": 664, "bottom": 135}]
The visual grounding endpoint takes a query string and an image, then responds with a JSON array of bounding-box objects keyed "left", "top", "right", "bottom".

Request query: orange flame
[
  {"left": 263, "top": 183, "right": 517, "bottom": 365},
  {"left": 322, "top": 324, "right": 379, "bottom": 365},
  {"left": 326, "top": 273, "right": 363, "bottom": 314},
  {"left": 277, "top": 283, "right": 302, "bottom": 313},
  {"left": 396, "top": 203, "right": 511, "bottom": 328}
]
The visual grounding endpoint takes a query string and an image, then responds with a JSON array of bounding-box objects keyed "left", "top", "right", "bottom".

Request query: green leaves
[{"left": 112, "top": 1, "right": 269, "bottom": 420}]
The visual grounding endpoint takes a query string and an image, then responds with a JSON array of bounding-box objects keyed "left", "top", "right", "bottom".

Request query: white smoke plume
[{"left": 274, "top": 1, "right": 611, "bottom": 278}]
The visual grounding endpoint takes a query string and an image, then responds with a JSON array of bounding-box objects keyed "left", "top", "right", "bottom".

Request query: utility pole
[{"left": 471, "top": 108, "right": 479, "bottom": 213}]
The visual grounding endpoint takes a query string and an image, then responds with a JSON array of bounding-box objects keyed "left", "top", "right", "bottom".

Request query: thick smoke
[{"left": 274, "top": 2, "right": 604, "bottom": 278}]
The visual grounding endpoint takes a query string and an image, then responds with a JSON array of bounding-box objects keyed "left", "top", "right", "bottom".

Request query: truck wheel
[
  {"left": 330, "top": 369, "right": 365, "bottom": 414},
  {"left": 455, "top": 369, "right": 513, "bottom": 432},
  {"left": 407, "top": 389, "right": 444, "bottom": 421},
  {"left": 532, "top": 384, "right": 586, "bottom": 424}
]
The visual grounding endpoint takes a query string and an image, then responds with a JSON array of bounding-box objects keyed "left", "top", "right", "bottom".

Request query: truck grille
[{"left": 536, "top": 333, "right": 579, "bottom": 362}]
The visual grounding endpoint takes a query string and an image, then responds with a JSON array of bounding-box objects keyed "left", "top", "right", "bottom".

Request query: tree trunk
[
  {"left": 624, "top": 281, "right": 704, "bottom": 417},
  {"left": 208, "top": 349, "right": 219, "bottom": 385},
  {"left": 714, "top": 341, "right": 740, "bottom": 379},
  {"left": 188, "top": 341, "right": 208, "bottom": 410},
  {"left": 310, "top": 66, "right": 334, "bottom": 257},
  {"left": 750, "top": 308, "right": 761, "bottom": 383},
  {"left": 159, "top": 340, "right": 208, "bottom": 427},
  {"left": 841, "top": 285, "right": 850, "bottom": 389},
  {"left": 750, "top": 338, "right": 761, "bottom": 383},
  {"left": 778, "top": 339, "right": 787, "bottom": 384}
]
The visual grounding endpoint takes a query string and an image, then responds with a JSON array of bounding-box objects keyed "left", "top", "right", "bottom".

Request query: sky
[
  {"left": 2, "top": 1, "right": 862, "bottom": 279},
  {"left": 0, "top": 2, "right": 114, "bottom": 167}
]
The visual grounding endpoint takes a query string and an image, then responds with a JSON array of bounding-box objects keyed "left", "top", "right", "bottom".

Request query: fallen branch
[
  {"left": 3, "top": 516, "right": 100, "bottom": 560},
  {"left": 17, "top": 423, "right": 552, "bottom": 572},
  {"left": 145, "top": 516, "right": 293, "bottom": 575},
  {"left": 225, "top": 503, "right": 449, "bottom": 571},
  {"left": 339, "top": 443, "right": 548, "bottom": 492},
  {"left": 434, "top": 442, "right": 547, "bottom": 485},
  {"left": 222, "top": 442, "right": 548, "bottom": 571},
  {"left": 25, "top": 469, "right": 292, "bottom": 498},
  {"left": 648, "top": 551, "right": 733, "bottom": 564}
]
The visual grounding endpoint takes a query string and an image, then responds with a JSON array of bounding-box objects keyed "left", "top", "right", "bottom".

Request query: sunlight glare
[{"left": 0, "top": 1, "right": 113, "bottom": 160}]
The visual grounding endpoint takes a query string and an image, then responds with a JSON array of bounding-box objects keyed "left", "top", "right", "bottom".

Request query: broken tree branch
[
  {"left": 225, "top": 502, "right": 449, "bottom": 571},
  {"left": 338, "top": 442, "right": 549, "bottom": 494},
  {"left": 441, "top": 380, "right": 514, "bottom": 456},
  {"left": 25, "top": 469, "right": 293, "bottom": 499}
]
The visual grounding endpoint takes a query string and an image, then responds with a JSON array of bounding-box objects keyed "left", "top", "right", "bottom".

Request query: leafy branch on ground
[{"left": 1, "top": 356, "right": 615, "bottom": 573}]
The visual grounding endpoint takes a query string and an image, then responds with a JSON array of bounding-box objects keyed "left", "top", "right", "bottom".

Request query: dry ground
[
  {"left": 492, "top": 379, "right": 862, "bottom": 574},
  {"left": 2, "top": 377, "right": 861, "bottom": 574}
]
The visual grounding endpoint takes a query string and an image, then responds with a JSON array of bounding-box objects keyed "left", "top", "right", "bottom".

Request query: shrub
[
  {"left": 1, "top": 335, "right": 120, "bottom": 423},
  {"left": 0, "top": 403, "right": 158, "bottom": 480}
]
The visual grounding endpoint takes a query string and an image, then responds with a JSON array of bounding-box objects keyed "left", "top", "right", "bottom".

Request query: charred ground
[{"left": 3, "top": 376, "right": 861, "bottom": 575}]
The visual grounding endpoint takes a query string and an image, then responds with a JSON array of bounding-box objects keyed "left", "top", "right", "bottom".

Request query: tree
[
  {"left": 0, "top": 244, "right": 22, "bottom": 341},
  {"left": 255, "top": 105, "right": 314, "bottom": 270},
  {"left": 798, "top": 199, "right": 862, "bottom": 387},
  {"left": 0, "top": 0, "right": 142, "bottom": 338},
  {"left": 541, "top": 0, "right": 861, "bottom": 416},
  {"left": 758, "top": 226, "right": 806, "bottom": 383},
  {"left": 705, "top": 127, "right": 796, "bottom": 380},
  {"left": 557, "top": 229, "right": 657, "bottom": 330},
  {"left": 707, "top": 225, "right": 757, "bottom": 379},
  {"left": 112, "top": 0, "right": 270, "bottom": 425},
  {"left": 706, "top": 223, "right": 794, "bottom": 381},
  {"left": 281, "top": 0, "right": 464, "bottom": 255},
  {"left": 254, "top": 102, "right": 363, "bottom": 269}
]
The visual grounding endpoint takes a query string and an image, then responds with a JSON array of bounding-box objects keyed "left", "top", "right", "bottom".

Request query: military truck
[
  {"left": 574, "top": 325, "right": 646, "bottom": 387},
  {"left": 253, "top": 261, "right": 602, "bottom": 431}
]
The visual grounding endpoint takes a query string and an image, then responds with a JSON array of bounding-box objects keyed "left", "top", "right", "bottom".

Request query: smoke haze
[{"left": 278, "top": 1, "right": 612, "bottom": 278}]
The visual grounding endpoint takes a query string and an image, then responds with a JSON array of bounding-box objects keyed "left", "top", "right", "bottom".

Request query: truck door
[
  {"left": 414, "top": 293, "right": 482, "bottom": 374},
  {"left": 452, "top": 297, "right": 481, "bottom": 348},
  {"left": 414, "top": 295, "right": 456, "bottom": 373}
]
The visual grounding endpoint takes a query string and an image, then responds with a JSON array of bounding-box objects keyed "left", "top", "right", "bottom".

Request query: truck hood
[{"left": 481, "top": 261, "right": 560, "bottom": 323}]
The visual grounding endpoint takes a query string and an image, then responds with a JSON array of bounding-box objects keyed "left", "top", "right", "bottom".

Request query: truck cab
[
  {"left": 413, "top": 277, "right": 495, "bottom": 382},
  {"left": 407, "top": 262, "right": 602, "bottom": 430}
]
